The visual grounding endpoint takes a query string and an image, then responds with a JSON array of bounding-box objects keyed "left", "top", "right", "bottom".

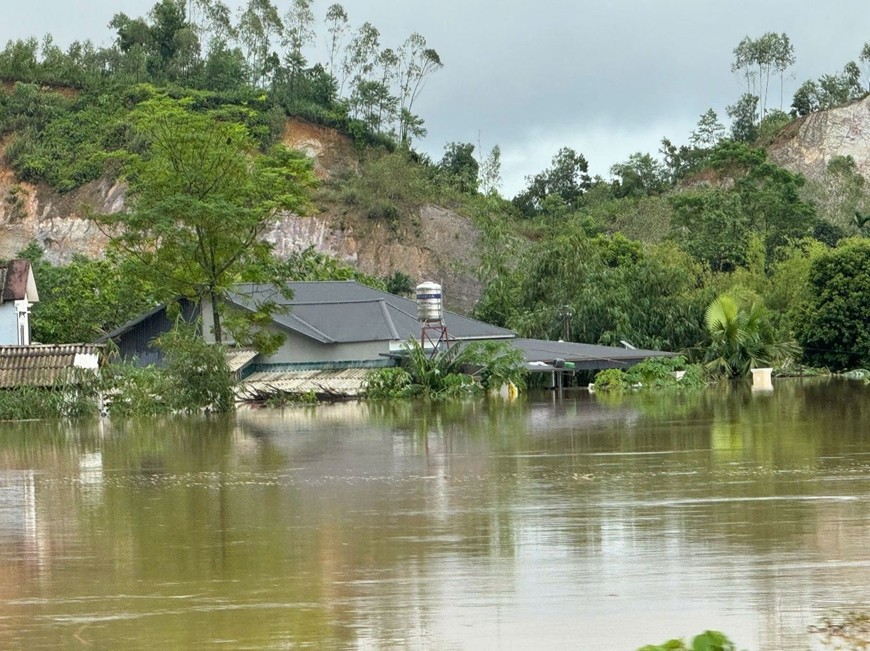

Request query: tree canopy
[{"left": 93, "top": 95, "right": 317, "bottom": 346}]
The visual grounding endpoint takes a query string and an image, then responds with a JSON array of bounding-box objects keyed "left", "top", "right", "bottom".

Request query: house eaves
[
  {"left": 0, "top": 260, "right": 39, "bottom": 303},
  {"left": 0, "top": 344, "right": 104, "bottom": 388}
]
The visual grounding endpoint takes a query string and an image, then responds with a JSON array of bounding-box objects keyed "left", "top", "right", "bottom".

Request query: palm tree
[{"left": 701, "top": 294, "right": 799, "bottom": 377}]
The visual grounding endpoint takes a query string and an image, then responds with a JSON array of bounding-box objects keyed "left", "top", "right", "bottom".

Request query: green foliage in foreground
[
  {"left": 638, "top": 630, "right": 736, "bottom": 651},
  {"left": 794, "top": 238, "right": 870, "bottom": 371},
  {"left": 0, "top": 374, "right": 99, "bottom": 421},
  {"left": 696, "top": 294, "right": 800, "bottom": 378},
  {"left": 93, "top": 94, "right": 318, "bottom": 348},
  {"left": 19, "top": 243, "right": 159, "bottom": 344},
  {"left": 0, "top": 326, "right": 234, "bottom": 421},
  {"left": 154, "top": 325, "right": 234, "bottom": 414},
  {"left": 363, "top": 340, "right": 525, "bottom": 400},
  {"left": 593, "top": 356, "right": 707, "bottom": 392}
]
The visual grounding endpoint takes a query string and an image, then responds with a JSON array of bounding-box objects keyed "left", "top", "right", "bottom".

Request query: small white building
[{"left": 0, "top": 260, "right": 39, "bottom": 346}]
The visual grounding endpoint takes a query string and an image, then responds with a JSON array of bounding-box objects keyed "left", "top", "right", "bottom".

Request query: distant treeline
[{"left": 0, "top": 0, "right": 441, "bottom": 146}]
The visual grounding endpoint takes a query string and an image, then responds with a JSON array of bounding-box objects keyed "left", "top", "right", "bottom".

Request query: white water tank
[
  {"left": 751, "top": 367, "right": 773, "bottom": 392},
  {"left": 416, "top": 281, "right": 443, "bottom": 323}
]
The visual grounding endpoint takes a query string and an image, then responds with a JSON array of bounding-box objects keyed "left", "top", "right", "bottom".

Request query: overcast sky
[{"left": 4, "top": 1, "right": 870, "bottom": 196}]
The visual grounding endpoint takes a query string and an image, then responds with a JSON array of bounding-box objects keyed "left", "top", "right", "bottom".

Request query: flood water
[{"left": 1, "top": 379, "right": 869, "bottom": 650}]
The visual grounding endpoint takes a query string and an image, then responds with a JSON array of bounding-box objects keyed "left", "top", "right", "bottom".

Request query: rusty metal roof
[
  {"left": 237, "top": 368, "right": 371, "bottom": 399},
  {"left": 0, "top": 344, "right": 104, "bottom": 388},
  {"left": 0, "top": 260, "right": 38, "bottom": 303}
]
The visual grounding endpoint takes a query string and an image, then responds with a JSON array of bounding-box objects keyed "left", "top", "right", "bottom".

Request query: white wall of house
[
  {"left": 0, "top": 303, "right": 22, "bottom": 344},
  {"left": 15, "top": 300, "right": 30, "bottom": 345}
]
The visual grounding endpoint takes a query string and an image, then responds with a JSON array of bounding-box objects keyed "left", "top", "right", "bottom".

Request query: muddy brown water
[{"left": 0, "top": 378, "right": 868, "bottom": 649}]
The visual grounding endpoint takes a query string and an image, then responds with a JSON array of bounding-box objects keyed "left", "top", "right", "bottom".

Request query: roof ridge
[
  {"left": 378, "top": 299, "right": 401, "bottom": 340},
  {"left": 288, "top": 297, "right": 407, "bottom": 305},
  {"left": 282, "top": 312, "right": 336, "bottom": 343}
]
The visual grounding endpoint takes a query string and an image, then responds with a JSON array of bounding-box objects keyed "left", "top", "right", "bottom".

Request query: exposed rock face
[
  {"left": 0, "top": 171, "right": 118, "bottom": 263},
  {"left": 768, "top": 95, "right": 870, "bottom": 182},
  {"left": 0, "top": 116, "right": 484, "bottom": 313},
  {"left": 263, "top": 204, "right": 484, "bottom": 313},
  {"left": 280, "top": 117, "right": 358, "bottom": 180}
]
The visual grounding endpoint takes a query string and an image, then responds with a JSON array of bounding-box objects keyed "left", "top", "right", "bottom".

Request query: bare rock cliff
[
  {"left": 264, "top": 204, "right": 483, "bottom": 313},
  {"left": 0, "top": 169, "right": 118, "bottom": 263},
  {"left": 768, "top": 95, "right": 870, "bottom": 182},
  {"left": 0, "top": 117, "right": 483, "bottom": 312}
]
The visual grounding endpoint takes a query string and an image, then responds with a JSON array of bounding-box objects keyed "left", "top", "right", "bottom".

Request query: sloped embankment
[{"left": 0, "top": 116, "right": 485, "bottom": 312}]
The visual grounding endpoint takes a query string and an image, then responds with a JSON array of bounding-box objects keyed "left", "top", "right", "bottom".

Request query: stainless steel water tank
[{"left": 416, "top": 282, "right": 443, "bottom": 322}]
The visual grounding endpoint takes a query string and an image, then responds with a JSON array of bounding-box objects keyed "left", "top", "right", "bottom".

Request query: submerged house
[
  {"left": 104, "top": 280, "right": 672, "bottom": 396},
  {"left": 0, "top": 260, "right": 39, "bottom": 346},
  {"left": 0, "top": 260, "right": 103, "bottom": 387}
]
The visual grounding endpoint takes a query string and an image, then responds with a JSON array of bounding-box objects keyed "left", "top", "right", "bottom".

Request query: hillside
[
  {"left": 3, "top": 93, "right": 870, "bottom": 317},
  {"left": 0, "top": 113, "right": 485, "bottom": 313},
  {"left": 768, "top": 94, "right": 870, "bottom": 183}
]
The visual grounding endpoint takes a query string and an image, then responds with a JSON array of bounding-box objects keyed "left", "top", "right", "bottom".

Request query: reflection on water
[{"left": 0, "top": 379, "right": 868, "bottom": 649}]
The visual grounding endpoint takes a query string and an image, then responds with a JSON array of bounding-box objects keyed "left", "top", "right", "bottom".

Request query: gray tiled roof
[
  {"left": 511, "top": 338, "right": 675, "bottom": 370},
  {"left": 227, "top": 281, "right": 515, "bottom": 343},
  {"left": 0, "top": 344, "right": 104, "bottom": 388}
]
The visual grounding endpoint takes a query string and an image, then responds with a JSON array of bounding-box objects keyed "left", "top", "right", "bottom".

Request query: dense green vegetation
[
  {"left": 592, "top": 356, "right": 706, "bottom": 392},
  {"left": 364, "top": 340, "right": 525, "bottom": 400},
  {"left": 637, "top": 630, "right": 736, "bottom": 651},
  {"left": 0, "top": 329, "right": 235, "bottom": 419},
  {"left": 2, "top": 7, "right": 870, "bottom": 411}
]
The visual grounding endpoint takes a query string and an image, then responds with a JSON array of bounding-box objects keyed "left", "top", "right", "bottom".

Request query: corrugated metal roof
[
  {"left": 511, "top": 338, "right": 675, "bottom": 371},
  {"left": 227, "top": 281, "right": 515, "bottom": 343},
  {"left": 237, "top": 368, "right": 371, "bottom": 399},
  {"left": 225, "top": 348, "right": 258, "bottom": 373},
  {"left": 0, "top": 344, "right": 104, "bottom": 388}
]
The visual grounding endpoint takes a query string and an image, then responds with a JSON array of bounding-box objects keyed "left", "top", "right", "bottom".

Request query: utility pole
[{"left": 560, "top": 305, "right": 572, "bottom": 341}]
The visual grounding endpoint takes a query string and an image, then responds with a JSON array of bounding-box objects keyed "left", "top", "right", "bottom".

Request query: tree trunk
[{"left": 211, "top": 291, "right": 222, "bottom": 344}]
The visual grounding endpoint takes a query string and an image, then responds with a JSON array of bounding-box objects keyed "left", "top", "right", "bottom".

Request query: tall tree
[
  {"left": 795, "top": 239, "right": 870, "bottom": 370},
  {"left": 732, "top": 33, "right": 794, "bottom": 117},
  {"left": 690, "top": 108, "right": 725, "bottom": 149},
  {"left": 727, "top": 93, "right": 759, "bottom": 143},
  {"left": 478, "top": 144, "right": 502, "bottom": 196},
  {"left": 438, "top": 142, "right": 479, "bottom": 194},
  {"left": 609, "top": 152, "right": 668, "bottom": 198},
  {"left": 237, "top": 0, "right": 282, "bottom": 87},
  {"left": 513, "top": 147, "right": 591, "bottom": 216},
  {"left": 395, "top": 33, "right": 442, "bottom": 144},
  {"left": 340, "top": 21, "right": 380, "bottom": 97},
  {"left": 148, "top": 0, "right": 193, "bottom": 80},
  {"left": 282, "top": 0, "right": 315, "bottom": 83},
  {"left": 861, "top": 42, "right": 870, "bottom": 91},
  {"left": 772, "top": 32, "right": 796, "bottom": 111},
  {"left": 92, "top": 96, "right": 317, "bottom": 346},
  {"left": 324, "top": 3, "right": 349, "bottom": 79}
]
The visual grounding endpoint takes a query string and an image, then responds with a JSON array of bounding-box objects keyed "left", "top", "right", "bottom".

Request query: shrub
[
  {"left": 365, "top": 339, "right": 526, "bottom": 400},
  {"left": 156, "top": 325, "right": 234, "bottom": 414},
  {"left": 101, "top": 362, "right": 173, "bottom": 417},
  {"left": 637, "top": 630, "right": 736, "bottom": 651},
  {"left": 363, "top": 367, "right": 414, "bottom": 400},
  {"left": 594, "top": 357, "right": 707, "bottom": 391},
  {"left": 592, "top": 368, "right": 628, "bottom": 391}
]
